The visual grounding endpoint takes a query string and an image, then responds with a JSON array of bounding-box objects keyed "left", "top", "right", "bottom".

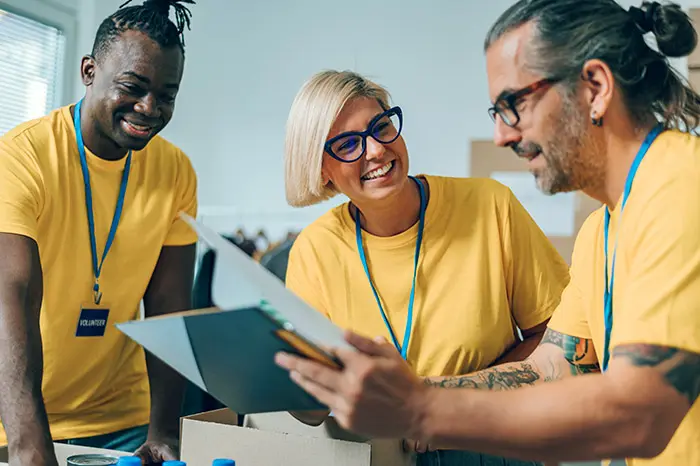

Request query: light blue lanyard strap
[
  {"left": 602, "top": 124, "right": 663, "bottom": 371},
  {"left": 355, "top": 176, "right": 426, "bottom": 360},
  {"left": 74, "top": 99, "right": 132, "bottom": 305}
]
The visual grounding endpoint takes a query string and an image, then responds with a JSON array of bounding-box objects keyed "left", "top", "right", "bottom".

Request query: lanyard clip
[{"left": 93, "top": 280, "right": 103, "bottom": 305}]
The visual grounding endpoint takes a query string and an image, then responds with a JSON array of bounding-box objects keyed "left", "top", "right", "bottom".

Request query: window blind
[{"left": 0, "top": 8, "right": 66, "bottom": 136}]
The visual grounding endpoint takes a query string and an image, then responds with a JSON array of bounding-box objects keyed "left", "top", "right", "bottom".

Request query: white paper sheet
[
  {"left": 491, "top": 171, "right": 576, "bottom": 237},
  {"left": 180, "top": 213, "right": 352, "bottom": 351}
]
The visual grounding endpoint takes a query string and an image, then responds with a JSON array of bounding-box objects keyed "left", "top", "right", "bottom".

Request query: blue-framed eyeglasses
[{"left": 324, "top": 106, "right": 403, "bottom": 163}]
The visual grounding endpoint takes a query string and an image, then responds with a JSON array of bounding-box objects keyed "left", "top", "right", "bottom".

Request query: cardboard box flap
[
  {"left": 185, "top": 407, "right": 240, "bottom": 425},
  {"left": 119, "top": 306, "right": 328, "bottom": 414},
  {"left": 181, "top": 409, "right": 412, "bottom": 466},
  {"left": 181, "top": 413, "right": 372, "bottom": 466},
  {"left": 244, "top": 411, "right": 368, "bottom": 443}
]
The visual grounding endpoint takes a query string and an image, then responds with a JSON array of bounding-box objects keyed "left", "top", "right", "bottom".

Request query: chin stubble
[{"left": 538, "top": 96, "right": 605, "bottom": 195}]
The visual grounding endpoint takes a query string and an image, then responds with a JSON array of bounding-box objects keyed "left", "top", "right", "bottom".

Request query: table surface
[{"left": 0, "top": 442, "right": 125, "bottom": 465}]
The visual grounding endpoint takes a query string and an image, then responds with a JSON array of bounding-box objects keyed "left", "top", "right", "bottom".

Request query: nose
[
  {"left": 364, "top": 137, "right": 386, "bottom": 161},
  {"left": 134, "top": 94, "right": 160, "bottom": 119},
  {"left": 493, "top": 116, "right": 522, "bottom": 148}
]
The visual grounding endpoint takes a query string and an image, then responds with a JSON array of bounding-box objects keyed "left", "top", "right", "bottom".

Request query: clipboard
[{"left": 116, "top": 214, "right": 351, "bottom": 414}]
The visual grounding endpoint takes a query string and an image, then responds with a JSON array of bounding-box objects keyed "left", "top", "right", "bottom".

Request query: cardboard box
[
  {"left": 0, "top": 442, "right": 124, "bottom": 465},
  {"left": 180, "top": 409, "right": 413, "bottom": 466},
  {"left": 470, "top": 140, "right": 601, "bottom": 263}
]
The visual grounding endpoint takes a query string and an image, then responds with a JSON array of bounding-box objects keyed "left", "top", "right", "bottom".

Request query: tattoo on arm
[
  {"left": 425, "top": 362, "right": 542, "bottom": 390},
  {"left": 426, "top": 329, "right": 600, "bottom": 391},
  {"left": 613, "top": 344, "right": 700, "bottom": 406},
  {"left": 542, "top": 329, "right": 600, "bottom": 375}
]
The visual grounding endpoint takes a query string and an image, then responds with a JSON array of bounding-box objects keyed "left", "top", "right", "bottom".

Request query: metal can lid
[{"left": 66, "top": 454, "right": 120, "bottom": 465}]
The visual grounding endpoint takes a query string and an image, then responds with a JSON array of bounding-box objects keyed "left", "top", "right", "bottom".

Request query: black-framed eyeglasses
[
  {"left": 324, "top": 106, "right": 403, "bottom": 163},
  {"left": 488, "top": 77, "right": 561, "bottom": 127}
]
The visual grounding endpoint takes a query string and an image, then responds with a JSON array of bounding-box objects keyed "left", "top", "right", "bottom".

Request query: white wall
[
  {"left": 80, "top": 0, "right": 520, "bottom": 236},
  {"left": 62, "top": 0, "right": 700, "bottom": 236}
]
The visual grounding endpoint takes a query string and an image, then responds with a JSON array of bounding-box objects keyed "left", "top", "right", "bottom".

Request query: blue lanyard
[
  {"left": 74, "top": 99, "right": 132, "bottom": 305},
  {"left": 355, "top": 176, "right": 426, "bottom": 360},
  {"left": 602, "top": 124, "right": 663, "bottom": 371}
]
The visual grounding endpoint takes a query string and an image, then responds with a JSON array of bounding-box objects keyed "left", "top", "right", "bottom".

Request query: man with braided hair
[{"left": 0, "top": 1, "right": 198, "bottom": 464}]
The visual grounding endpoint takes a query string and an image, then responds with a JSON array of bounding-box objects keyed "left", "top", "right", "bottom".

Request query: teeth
[
  {"left": 362, "top": 162, "right": 393, "bottom": 180},
  {"left": 126, "top": 121, "right": 150, "bottom": 131}
]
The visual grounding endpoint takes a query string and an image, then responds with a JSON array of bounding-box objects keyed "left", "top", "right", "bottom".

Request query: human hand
[
  {"left": 402, "top": 438, "right": 436, "bottom": 453},
  {"left": 274, "top": 330, "right": 430, "bottom": 440},
  {"left": 133, "top": 438, "right": 178, "bottom": 464}
]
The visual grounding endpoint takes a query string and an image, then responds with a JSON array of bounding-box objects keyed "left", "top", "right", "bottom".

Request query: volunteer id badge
[{"left": 76, "top": 303, "right": 110, "bottom": 337}]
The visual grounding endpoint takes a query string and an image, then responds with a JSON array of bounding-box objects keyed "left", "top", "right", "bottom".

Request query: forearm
[
  {"left": 0, "top": 303, "right": 56, "bottom": 464},
  {"left": 426, "top": 330, "right": 599, "bottom": 390},
  {"left": 418, "top": 373, "right": 666, "bottom": 462},
  {"left": 424, "top": 359, "right": 547, "bottom": 390},
  {"left": 143, "top": 244, "right": 196, "bottom": 441},
  {"left": 145, "top": 354, "right": 185, "bottom": 441}
]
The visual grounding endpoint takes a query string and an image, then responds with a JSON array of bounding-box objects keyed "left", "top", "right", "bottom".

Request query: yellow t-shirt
[
  {"left": 0, "top": 105, "right": 198, "bottom": 442},
  {"left": 286, "top": 175, "right": 570, "bottom": 376},
  {"left": 548, "top": 129, "right": 700, "bottom": 465}
]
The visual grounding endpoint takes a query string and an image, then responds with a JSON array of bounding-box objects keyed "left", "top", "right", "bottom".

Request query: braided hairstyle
[{"left": 91, "top": 0, "right": 195, "bottom": 61}]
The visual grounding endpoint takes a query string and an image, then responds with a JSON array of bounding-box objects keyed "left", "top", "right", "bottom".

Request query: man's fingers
[
  {"left": 402, "top": 439, "right": 430, "bottom": 453},
  {"left": 160, "top": 446, "right": 178, "bottom": 461},
  {"left": 402, "top": 439, "right": 418, "bottom": 453},
  {"left": 344, "top": 330, "right": 399, "bottom": 358},
  {"left": 275, "top": 352, "right": 342, "bottom": 391},
  {"left": 289, "top": 370, "right": 340, "bottom": 410},
  {"left": 133, "top": 447, "right": 151, "bottom": 463}
]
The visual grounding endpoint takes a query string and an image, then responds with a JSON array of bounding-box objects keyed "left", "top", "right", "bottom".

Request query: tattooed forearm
[
  {"left": 613, "top": 344, "right": 700, "bottom": 405},
  {"left": 541, "top": 329, "right": 601, "bottom": 376},
  {"left": 425, "top": 362, "right": 542, "bottom": 390},
  {"left": 425, "top": 330, "right": 601, "bottom": 391}
]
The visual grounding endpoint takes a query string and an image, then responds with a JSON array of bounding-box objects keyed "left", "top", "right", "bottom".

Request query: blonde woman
[{"left": 283, "top": 70, "right": 567, "bottom": 466}]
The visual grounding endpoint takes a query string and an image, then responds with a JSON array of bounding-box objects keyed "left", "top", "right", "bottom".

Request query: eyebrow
[
  {"left": 493, "top": 87, "right": 516, "bottom": 104},
  {"left": 119, "top": 71, "right": 179, "bottom": 90},
  {"left": 335, "top": 109, "right": 388, "bottom": 136}
]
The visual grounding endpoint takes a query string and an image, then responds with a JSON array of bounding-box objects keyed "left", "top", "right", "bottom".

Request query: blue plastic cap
[
  {"left": 162, "top": 462, "right": 187, "bottom": 466},
  {"left": 116, "top": 457, "right": 142, "bottom": 466},
  {"left": 212, "top": 460, "right": 236, "bottom": 466}
]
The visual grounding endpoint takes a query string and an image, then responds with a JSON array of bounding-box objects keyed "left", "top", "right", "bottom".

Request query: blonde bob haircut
[{"left": 284, "top": 70, "right": 391, "bottom": 207}]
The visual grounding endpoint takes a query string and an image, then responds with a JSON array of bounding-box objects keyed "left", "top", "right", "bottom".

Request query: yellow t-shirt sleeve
[
  {"left": 164, "top": 151, "right": 198, "bottom": 246},
  {"left": 547, "top": 214, "right": 598, "bottom": 340},
  {"left": 614, "top": 174, "right": 700, "bottom": 354},
  {"left": 503, "top": 188, "right": 571, "bottom": 330},
  {"left": 285, "top": 232, "right": 330, "bottom": 319},
  {"left": 0, "top": 139, "right": 43, "bottom": 240}
]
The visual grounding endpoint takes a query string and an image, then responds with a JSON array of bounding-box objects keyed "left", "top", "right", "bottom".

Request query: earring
[{"left": 591, "top": 112, "right": 603, "bottom": 127}]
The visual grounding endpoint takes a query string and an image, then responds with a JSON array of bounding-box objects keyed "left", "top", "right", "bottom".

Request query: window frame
[{"left": 0, "top": 0, "right": 78, "bottom": 109}]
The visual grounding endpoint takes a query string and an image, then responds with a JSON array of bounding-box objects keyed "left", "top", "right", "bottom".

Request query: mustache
[{"left": 510, "top": 141, "right": 542, "bottom": 160}]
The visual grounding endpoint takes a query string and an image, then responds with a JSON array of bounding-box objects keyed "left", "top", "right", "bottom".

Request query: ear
[
  {"left": 320, "top": 166, "right": 331, "bottom": 186},
  {"left": 80, "top": 55, "right": 97, "bottom": 86},
  {"left": 580, "top": 59, "right": 614, "bottom": 120}
]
